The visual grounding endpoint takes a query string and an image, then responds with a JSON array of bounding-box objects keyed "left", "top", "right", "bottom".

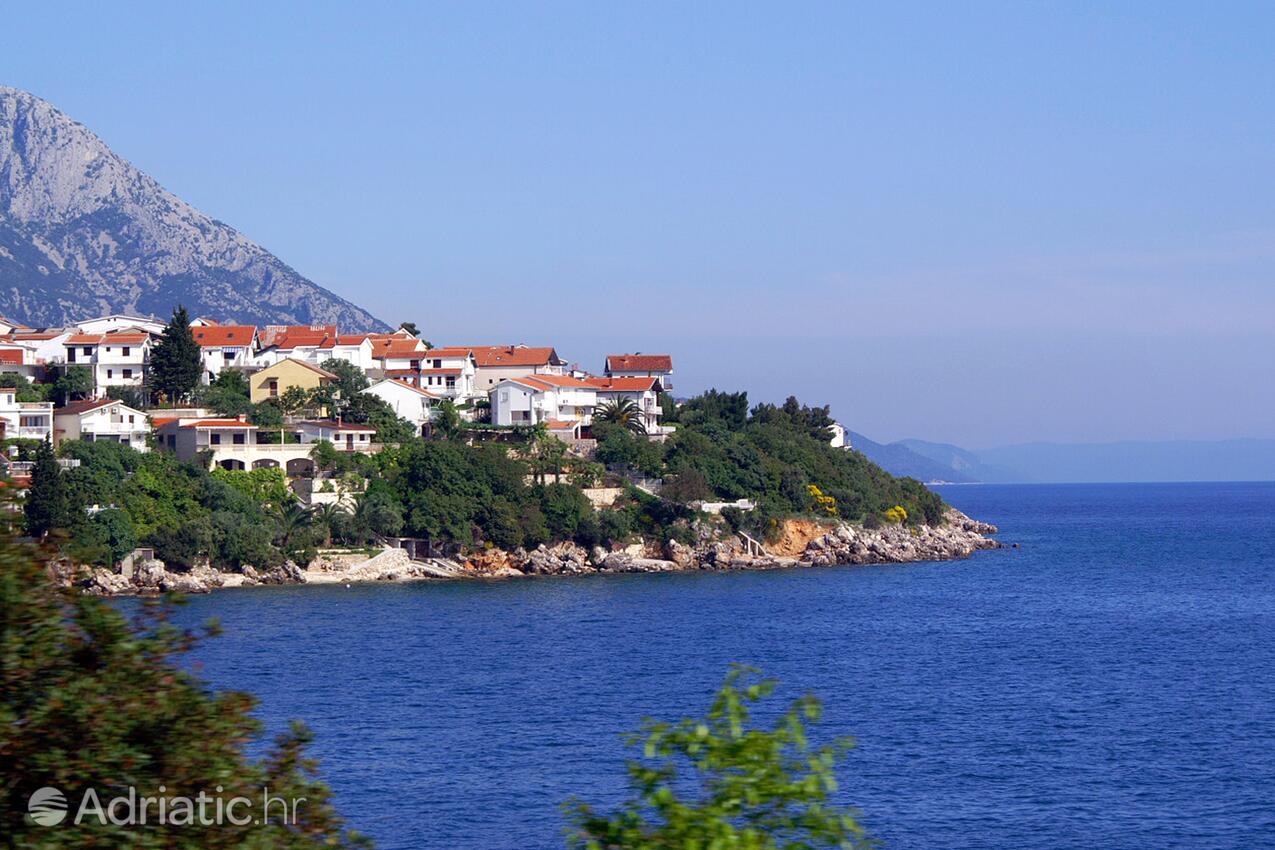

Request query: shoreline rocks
[{"left": 63, "top": 508, "right": 1002, "bottom": 596}]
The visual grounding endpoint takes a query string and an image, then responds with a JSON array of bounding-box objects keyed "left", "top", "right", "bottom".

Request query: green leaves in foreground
[{"left": 565, "top": 667, "right": 872, "bottom": 850}]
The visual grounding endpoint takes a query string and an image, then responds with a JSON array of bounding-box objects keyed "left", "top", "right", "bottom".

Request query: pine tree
[
  {"left": 23, "top": 438, "right": 67, "bottom": 539},
  {"left": 149, "top": 305, "right": 202, "bottom": 403}
]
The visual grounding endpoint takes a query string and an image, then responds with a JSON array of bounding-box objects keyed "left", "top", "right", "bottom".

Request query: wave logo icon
[{"left": 28, "top": 787, "right": 68, "bottom": 826}]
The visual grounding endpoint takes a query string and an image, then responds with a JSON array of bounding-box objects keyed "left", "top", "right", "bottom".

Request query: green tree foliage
[
  {"left": 432, "top": 400, "right": 463, "bottom": 440},
  {"left": 595, "top": 398, "right": 647, "bottom": 435},
  {"left": 53, "top": 365, "right": 93, "bottom": 406},
  {"left": 211, "top": 467, "right": 293, "bottom": 508},
  {"left": 203, "top": 369, "right": 253, "bottom": 417},
  {"left": 104, "top": 385, "right": 149, "bottom": 410},
  {"left": 339, "top": 393, "right": 415, "bottom": 444},
  {"left": 565, "top": 666, "right": 870, "bottom": 850},
  {"left": 0, "top": 372, "right": 51, "bottom": 402},
  {"left": 0, "top": 530, "right": 370, "bottom": 848},
  {"left": 390, "top": 440, "right": 529, "bottom": 547},
  {"left": 318, "top": 358, "right": 370, "bottom": 401},
  {"left": 80, "top": 508, "right": 138, "bottom": 566},
  {"left": 594, "top": 422, "right": 665, "bottom": 478},
  {"left": 23, "top": 439, "right": 68, "bottom": 539},
  {"left": 149, "top": 306, "right": 203, "bottom": 403},
  {"left": 665, "top": 391, "right": 944, "bottom": 529}
]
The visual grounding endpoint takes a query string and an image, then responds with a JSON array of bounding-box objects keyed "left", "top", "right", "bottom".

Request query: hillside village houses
[{"left": 0, "top": 312, "right": 872, "bottom": 488}]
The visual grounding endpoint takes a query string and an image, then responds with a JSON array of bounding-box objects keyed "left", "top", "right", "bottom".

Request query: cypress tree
[
  {"left": 23, "top": 439, "right": 67, "bottom": 539},
  {"left": 149, "top": 305, "right": 202, "bottom": 403}
]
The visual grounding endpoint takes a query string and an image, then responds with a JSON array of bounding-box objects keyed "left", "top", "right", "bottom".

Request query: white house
[
  {"left": 362, "top": 378, "right": 437, "bottom": 437},
  {"left": 296, "top": 420, "right": 378, "bottom": 452},
  {"left": 382, "top": 346, "right": 478, "bottom": 402},
  {"left": 829, "top": 422, "right": 851, "bottom": 449},
  {"left": 53, "top": 399, "right": 149, "bottom": 451},
  {"left": 191, "top": 324, "right": 258, "bottom": 383},
  {"left": 585, "top": 376, "right": 665, "bottom": 434},
  {"left": 605, "top": 354, "right": 674, "bottom": 393},
  {"left": 489, "top": 374, "right": 598, "bottom": 428},
  {"left": 0, "top": 388, "right": 54, "bottom": 442},
  {"left": 468, "top": 345, "right": 566, "bottom": 393},
  {"left": 323, "top": 335, "right": 377, "bottom": 371},
  {"left": 75, "top": 314, "right": 167, "bottom": 336},
  {"left": 64, "top": 330, "right": 151, "bottom": 397}
]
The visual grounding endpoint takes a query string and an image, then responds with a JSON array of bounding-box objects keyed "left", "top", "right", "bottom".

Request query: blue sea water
[{"left": 176, "top": 482, "right": 1275, "bottom": 850}]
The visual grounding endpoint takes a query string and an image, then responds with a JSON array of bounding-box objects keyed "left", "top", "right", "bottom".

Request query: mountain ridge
[{"left": 0, "top": 85, "right": 388, "bottom": 330}]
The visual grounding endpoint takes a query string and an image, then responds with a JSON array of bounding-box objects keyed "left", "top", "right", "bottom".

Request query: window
[
  {"left": 167, "top": 434, "right": 176, "bottom": 449},
  {"left": 83, "top": 346, "right": 92, "bottom": 356},
  {"left": 122, "top": 369, "right": 133, "bottom": 379},
  {"left": 106, "top": 369, "right": 113, "bottom": 378},
  {"left": 122, "top": 347, "right": 130, "bottom": 356},
  {"left": 232, "top": 433, "right": 245, "bottom": 445},
  {"left": 210, "top": 434, "right": 221, "bottom": 445},
  {"left": 268, "top": 379, "right": 279, "bottom": 398},
  {"left": 446, "top": 377, "right": 456, "bottom": 389},
  {"left": 410, "top": 360, "right": 420, "bottom": 371},
  {"left": 128, "top": 415, "right": 134, "bottom": 424},
  {"left": 433, "top": 359, "right": 442, "bottom": 369}
]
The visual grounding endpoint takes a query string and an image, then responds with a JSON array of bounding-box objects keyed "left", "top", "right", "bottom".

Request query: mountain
[
  {"left": 977, "top": 439, "right": 1275, "bottom": 484},
  {"left": 0, "top": 86, "right": 387, "bottom": 330},
  {"left": 895, "top": 439, "right": 1023, "bottom": 484},
  {"left": 854, "top": 431, "right": 1275, "bottom": 484},
  {"left": 848, "top": 431, "right": 977, "bottom": 483}
]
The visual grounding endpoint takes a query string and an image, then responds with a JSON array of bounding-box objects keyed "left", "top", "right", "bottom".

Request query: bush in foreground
[
  {"left": 0, "top": 529, "right": 369, "bottom": 849},
  {"left": 565, "top": 666, "right": 871, "bottom": 850}
]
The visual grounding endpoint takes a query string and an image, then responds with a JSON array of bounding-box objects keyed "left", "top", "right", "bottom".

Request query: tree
[
  {"left": 203, "top": 369, "right": 252, "bottom": 416},
  {"left": 53, "top": 365, "right": 93, "bottom": 405},
  {"left": 23, "top": 439, "right": 68, "bottom": 539},
  {"left": 595, "top": 398, "right": 648, "bottom": 435},
  {"left": 565, "top": 667, "right": 870, "bottom": 850},
  {"left": 0, "top": 526, "right": 370, "bottom": 848},
  {"left": 433, "top": 400, "right": 463, "bottom": 440},
  {"left": 149, "top": 306, "right": 202, "bottom": 403},
  {"left": 0, "top": 373, "right": 51, "bottom": 403}
]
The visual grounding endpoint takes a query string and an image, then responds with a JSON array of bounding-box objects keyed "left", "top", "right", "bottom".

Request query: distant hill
[
  {"left": 0, "top": 86, "right": 387, "bottom": 330},
  {"left": 978, "top": 439, "right": 1275, "bottom": 483},
  {"left": 848, "top": 432, "right": 977, "bottom": 483},
  {"left": 852, "top": 433, "right": 1275, "bottom": 484}
]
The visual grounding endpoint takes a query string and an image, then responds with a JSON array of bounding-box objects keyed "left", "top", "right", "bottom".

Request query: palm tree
[
  {"left": 270, "top": 499, "right": 316, "bottom": 553},
  {"left": 309, "top": 502, "right": 347, "bottom": 546},
  {"left": 595, "top": 398, "right": 648, "bottom": 435}
]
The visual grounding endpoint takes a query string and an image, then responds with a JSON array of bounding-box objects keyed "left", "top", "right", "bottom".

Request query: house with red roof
[
  {"left": 584, "top": 375, "right": 666, "bottom": 434},
  {"left": 191, "top": 324, "right": 257, "bottom": 383},
  {"left": 379, "top": 345, "right": 478, "bottom": 403},
  {"left": 53, "top": 398, "right": 149, "bottom": 451},
  {"left": 604, "top": 353, "right": 673, "bottom": 392},
  {"left": 467, "top": 345, "right": 566, "bottom": 393},
  {"left": 488, "top": 374, "right": 599, "bottom": 429},
  {"left": 64, "top": 330, "right": 152, "bottom": 398}
]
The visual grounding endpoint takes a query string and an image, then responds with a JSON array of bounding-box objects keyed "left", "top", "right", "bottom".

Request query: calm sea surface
[{"left": 175, "top": 482, "right": 1275, "bottom": 850}]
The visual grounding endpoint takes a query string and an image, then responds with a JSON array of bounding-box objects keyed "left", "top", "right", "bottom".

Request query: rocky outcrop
[
  {"left": 799, "top": 509, "right": 999, "bottom": 567},
  {"left": 79, "top": 559, "right": 229, "bottom": 596},
  {"left": 65, "top": 509, "right": 1002, "bottom": 596}
]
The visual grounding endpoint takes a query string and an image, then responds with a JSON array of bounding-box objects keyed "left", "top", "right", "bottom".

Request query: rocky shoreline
[{"left": 68, "top": 509, "right": 1002, "bottom": 597}]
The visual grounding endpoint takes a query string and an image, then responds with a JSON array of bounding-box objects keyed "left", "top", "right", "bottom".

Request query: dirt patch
[{"left": 767, "top": 518, "right": 834, "bottom": 557}]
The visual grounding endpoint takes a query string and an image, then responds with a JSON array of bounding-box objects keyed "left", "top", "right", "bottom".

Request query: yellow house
[{"left": 249, "top": 358, "right": 337, "bottom": 405}]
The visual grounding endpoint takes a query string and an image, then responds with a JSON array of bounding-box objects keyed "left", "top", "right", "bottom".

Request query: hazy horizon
[{"left": 5, "top": 2, "right": 1274, "bottom": 445}]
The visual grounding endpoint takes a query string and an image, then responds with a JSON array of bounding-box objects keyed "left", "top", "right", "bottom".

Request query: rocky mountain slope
[{"left": 0, "top": 86, "right": 387, "bottom": 329}]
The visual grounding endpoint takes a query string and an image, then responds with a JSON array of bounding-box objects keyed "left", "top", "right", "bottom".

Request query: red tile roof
[
  {"left": 606, "top": 354, "right": 673, "bottom": 373},
  {"left": 468, "top": 345, "right": 561, "bottom": 368},
  {"left": 192, "top": 325, "right": 256, "bottom": 347},
  {"left": 54, "top": 399, "right": 116, "bottom": 416},
  {"left": 259, "top": 324, "right": 338, "bottom": 348},
  {"left": 418, "top": 346, "right": 474, "bottom": 359},
  {"left": 262, "top": 359, "right": 338, "bottom": 379},
  {"left": 371, "top": 338, "right": 427, "bottom": 358},
  {"left": 0, "top": 349, "right": 25, "bottom": 365},
  {"left": 585, "top": 376, "right": 660, "bottom": 392},
  {"left": 66, "top": 332, "right": 150, "bottom": 346},
  {"left": 504, "top": 374, "right": 595, "bottom": 392}
]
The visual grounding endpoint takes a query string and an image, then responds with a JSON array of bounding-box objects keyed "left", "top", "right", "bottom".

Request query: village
[{"left": 0, "top": 311, "right": 744, "bottom": 479}]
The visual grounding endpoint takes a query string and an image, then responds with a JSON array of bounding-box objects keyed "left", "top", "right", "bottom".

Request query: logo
[{"left": 28, "top": 787, "right": 68, "bottom": 826}]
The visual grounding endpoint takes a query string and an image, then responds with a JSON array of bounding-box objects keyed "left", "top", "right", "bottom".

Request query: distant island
[{"left": 853, "top": 432, "right": 1275, "bottom": 484}]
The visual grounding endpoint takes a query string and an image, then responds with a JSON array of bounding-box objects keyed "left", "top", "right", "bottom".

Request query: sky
[{"left": 3, "top": 2, "right": 1274, "bottom": 447}]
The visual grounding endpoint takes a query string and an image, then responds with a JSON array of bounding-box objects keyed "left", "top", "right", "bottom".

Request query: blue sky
[{"left": 4, "top": 2, "right": 1274, "bottom": 446}]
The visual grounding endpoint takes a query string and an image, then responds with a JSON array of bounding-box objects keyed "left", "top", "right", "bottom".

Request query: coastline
[{"left": 69, "top": 509, "right": 1002, "bottom": 597}]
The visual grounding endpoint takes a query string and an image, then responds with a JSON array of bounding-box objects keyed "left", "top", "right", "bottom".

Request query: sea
[{"left": 176, "top": 482, "right": 1275, "bottom": 849}]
